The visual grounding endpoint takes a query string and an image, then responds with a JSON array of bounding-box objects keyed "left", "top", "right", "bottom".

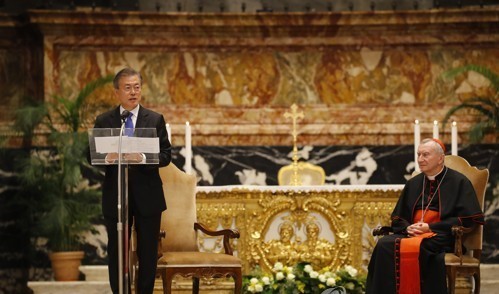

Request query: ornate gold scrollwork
[
  {"left": 196, "top": 203, "right": 245, "bottom": 254},
  {"left": 352, "top": 200, "right": 396, "bottom": 269},
  {"left": 195, "top": 187, "right": 401, "bottom": 274},
  {"left": 248, "top": 192, "right": 350, "bottom": 271},
  {"left": 172, "top": 268, "right": 239, "bottom": 285}
]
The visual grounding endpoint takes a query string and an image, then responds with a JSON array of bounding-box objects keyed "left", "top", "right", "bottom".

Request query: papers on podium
[
  {"left": 88, "top": 128, "right": 160, "bottom": 165},
  {"left": 95, "top": 136, "right": 159, "bottom": 154}
]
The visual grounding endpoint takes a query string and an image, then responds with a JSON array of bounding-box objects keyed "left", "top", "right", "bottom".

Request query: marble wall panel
[
  {"left": 40, "top": 47, "right": 498, "bottom": 146},
  {"left": 51, "top": 48, "right": 498, "bottom": 108},
  {"left": 169, "top": 145, "right": 497, "bottom": 187},
  {"left": 19, "top": 8, "right": 497, "bottom": 146}
]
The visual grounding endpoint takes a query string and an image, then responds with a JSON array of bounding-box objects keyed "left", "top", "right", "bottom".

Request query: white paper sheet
[{"left": 95, "top": 136, "right": 160, "bottom": 154}]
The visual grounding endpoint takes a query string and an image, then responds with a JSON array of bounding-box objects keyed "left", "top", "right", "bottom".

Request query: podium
[
  {"left": 88, "top": 128, "right": 160, "bottom": 165},
  {"left": 88, "top": 127, "right": 160, "bottom": 294}
]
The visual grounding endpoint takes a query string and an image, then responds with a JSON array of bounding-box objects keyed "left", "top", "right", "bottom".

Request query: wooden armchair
[
  {"left": 373, "top": 155, "right": 488, "bottom": 294},
  {"left": 155, "top": 163, "right": 242, "bottom": 294},
  {"left": 278, "top": 161, "right": 326, "bottom": 185}
]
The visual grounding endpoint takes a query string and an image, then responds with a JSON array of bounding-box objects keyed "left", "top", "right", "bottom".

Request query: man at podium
[{"left": 91, "top": 67, "right": 172, "bottom": 294}]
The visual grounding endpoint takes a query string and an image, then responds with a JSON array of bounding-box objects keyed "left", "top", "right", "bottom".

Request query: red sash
[{"left": 397, "top": 210, "right": 439, "bottom": 294}]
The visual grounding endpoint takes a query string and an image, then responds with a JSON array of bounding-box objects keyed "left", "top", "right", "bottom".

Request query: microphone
[{"left": 120, "top": 110, "right": 130, "bottom": 123}]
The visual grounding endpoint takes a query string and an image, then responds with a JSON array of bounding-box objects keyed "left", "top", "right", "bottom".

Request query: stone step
[
  {"left": 481, "top": 264, "right": 499, "bottom": 294},
  {"left": 31, "top": 266, "right": 234, "bottom": 294},
  {"left": 472, "top": 264, "right": 499, "bottom": 294},
  {"left": 28, "top": 281, "right": 112, "bottom": 294},
  {"left": 481, "top": 264, "right": 499, "bottom": 281},
  {"left": 29, "top": 264, "right": 499, "bottom": 293},
  {"left": 29, "top": 266, "right": 111, "bottom": 294},
  {"left": 80, "top": 265, "right": 109, "bottom": 282},
  {"left": 482, "top": 280, "right": 499, "bottom": 294}
]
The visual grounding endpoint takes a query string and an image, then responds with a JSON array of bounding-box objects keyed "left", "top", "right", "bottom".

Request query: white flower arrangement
[{"left": 243, "top": 262, "right": 366, "bottom": 293}]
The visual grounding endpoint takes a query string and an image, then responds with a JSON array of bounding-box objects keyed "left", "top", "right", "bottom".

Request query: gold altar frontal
[{"left": 193, "top": 185, "right": 402, "bottom": 274}]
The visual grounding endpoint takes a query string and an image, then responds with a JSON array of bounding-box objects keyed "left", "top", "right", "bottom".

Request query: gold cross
[
  {"left": 283, "top": 104, "right": 304, "bottom": 143},
  {"left": 283, "top": 104, "right": 304, "bottom": 186}
]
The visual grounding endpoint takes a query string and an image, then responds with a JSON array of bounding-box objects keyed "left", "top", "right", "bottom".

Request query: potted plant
[
  {"left": 14, "top": 75, "right": 113, "bottom": 281},
  {"left": 442, "top": 65, "right": 498, "bottom": 143}
]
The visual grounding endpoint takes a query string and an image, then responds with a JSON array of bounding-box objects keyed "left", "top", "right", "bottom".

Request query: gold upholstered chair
[
  {"left": 278, "top": 161, "right": 326, "bottom": 185},
  {"left": 373, "top": 155, "right": 489, "bottom": 294},
  {"left": 155, "top": 163, "right": 242, "bottom": 294}
]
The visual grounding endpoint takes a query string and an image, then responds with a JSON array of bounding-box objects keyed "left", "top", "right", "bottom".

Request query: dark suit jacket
[{"left": 93, "top": 105, "right": 171, "bottom": 219}]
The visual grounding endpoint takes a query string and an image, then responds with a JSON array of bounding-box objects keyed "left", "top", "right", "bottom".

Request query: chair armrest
[
  {"left": 373, "top": 226, "right": 393, "bottom": 236},
  {"left": 194, "top": 222, "right": 240, "bottom": 255},
  {"left": 451, "top": 225, "right": 473, "bottom": 264}
]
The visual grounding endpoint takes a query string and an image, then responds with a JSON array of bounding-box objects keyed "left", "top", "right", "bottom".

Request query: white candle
[
  {"left": 414, "top": 120, "right": 420, "bottom": 172},
  {"left": 433, "top": 120, "right": 439, "bottom": 139},
  {"left": 166, "top": 123, "right": 171, "bottom": 143},
  {"left": 185, "top": 122, "right": 192, "bottom": 174},
  {"left": 451, "top": 121, "right": 458, "bottom": 155}
]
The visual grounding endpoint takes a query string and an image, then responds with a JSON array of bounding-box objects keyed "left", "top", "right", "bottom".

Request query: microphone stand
[{"left": 117, "top": 118, "right": 129, "bottom": 294}]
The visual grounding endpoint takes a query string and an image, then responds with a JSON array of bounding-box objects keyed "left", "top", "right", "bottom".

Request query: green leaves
[
  {"left": 443, "top": 65, "right": 499, "bottom": 92},
  {"left": 14, "top": 75, "right": 112, "bottom": 252},
  {"left": 13, "top": 100, "right": 48, "bottom": 139},
  {"left": 443, "top": 65, "right": 498, "bottom": 143}
]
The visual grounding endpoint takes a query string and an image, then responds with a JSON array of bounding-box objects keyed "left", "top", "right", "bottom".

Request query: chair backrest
[
  {"left": 159, "top": 164, "right": 198, "bottom": 252},
  {"left": 412, "top": 155, "right": 488, "bottom": 251},
  {"left": 278, "top": 162, "right": 326, "bottom": 185},
  {"left": 443, "top": 155, "right": 488, "bottom": 251}
]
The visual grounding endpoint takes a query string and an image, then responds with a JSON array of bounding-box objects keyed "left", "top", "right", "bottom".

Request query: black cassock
[{"left": 366, "top": 167, "right": 484, "bottom": 294}]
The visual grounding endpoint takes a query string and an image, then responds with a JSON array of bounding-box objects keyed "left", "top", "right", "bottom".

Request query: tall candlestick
[
  {"left": 166, "top": 123, "right": 171, "bottom": 143},
  {"left": 414, "top": 120, "right": 420, "bottom": 172},
  {"left": 433, "top": 120, "right": 439, "bottom": 139},
  {"left": 451, "top": 121, "right": 458, "bottom": 155},
  {"left": 185, "top": 122, "right": 192, "bottom": 174}
]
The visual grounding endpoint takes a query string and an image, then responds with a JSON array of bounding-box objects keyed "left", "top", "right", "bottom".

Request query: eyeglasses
[{"left": 122, "top": 85, "right": 141, "bottom": 93}]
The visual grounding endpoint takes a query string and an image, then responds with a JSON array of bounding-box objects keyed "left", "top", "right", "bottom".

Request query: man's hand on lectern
[
  {"left": 105, "top": 152, "right": 119, "bottom": 164},
  {"left": 123, "top": 153, "right": 145, "bottom": 163},
  {"left": 105, "top": 153, "right": 144, "bottom": 164}
]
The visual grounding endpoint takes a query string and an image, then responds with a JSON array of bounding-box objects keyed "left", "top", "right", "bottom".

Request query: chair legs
[
  {"left": 233, "top": 269, "right": 243, "bottom": 294},
  {"left": 158, "top": 268, "right": 171, "bottom": 294},
  {"left": 193, "top": 277, "right": 200, "bottom": 294},
  {"left": 473, "top": 271, "right": 480, "bottom": 294},
  {"left": 446, "top": 266, "right": 457, "bottom": 294},
  {"left": 446, "top": 265, "right": 482, "bottom": 294}
]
